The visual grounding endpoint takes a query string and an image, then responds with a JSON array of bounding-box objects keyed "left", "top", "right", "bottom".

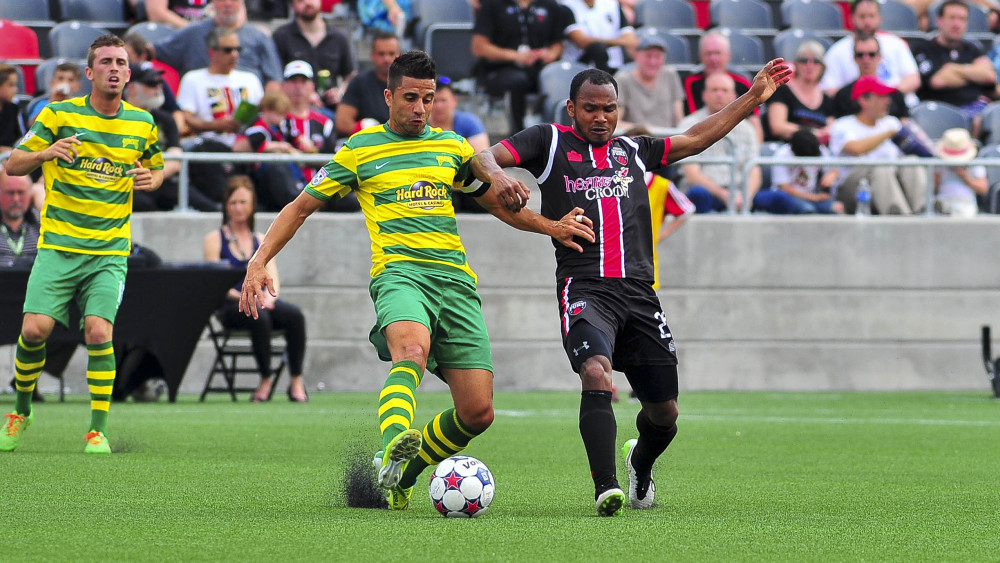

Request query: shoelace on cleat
[
  {"left": 84, "top": 431, "right": 102, "bottom": 443},
  {"left": 3, "top": 413, "right": 24, "bottom": 436}
]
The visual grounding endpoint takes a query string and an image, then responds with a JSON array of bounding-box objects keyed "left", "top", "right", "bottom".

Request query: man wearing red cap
[{"left": 829, "top": 75, "right": 928, "bottom": 215}]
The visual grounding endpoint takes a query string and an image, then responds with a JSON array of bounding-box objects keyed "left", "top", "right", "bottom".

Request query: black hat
[{"left": 129, "top": 63, "right": 163, "bottom": 87}]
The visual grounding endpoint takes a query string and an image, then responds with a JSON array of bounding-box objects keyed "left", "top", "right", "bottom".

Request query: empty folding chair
[
  {"left": 49, "top": 21, "right": 110, "bottom": 60},
  {"left": 780, "top": 0, "right": 843, "bottom": 30},
  {"left": 909, "top": 101, "right": 969, "bottom": 140},
  {"left": 878, "top": 0, "right": 920, "bottom": 32},
  {"left": 710, "top": 0, "right": 774, "bottom": 30},
  {"left": 635, "top": 0, "right": 698, "bottom": 29},
  {"left": 772, "top": 29, "right": 832, "bottom": 62},
  {"left": 0, "top": 0, "right": 52, "bottom": 21}
]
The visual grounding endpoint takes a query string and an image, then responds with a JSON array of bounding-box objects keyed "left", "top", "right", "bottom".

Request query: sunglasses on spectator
[
  {"left": 795, "top": 57, "right": 822, "bottom": 64},
  {"left": 854, "top": 51, "right": 879, "bottom": 59},
  {"left": 214, "top": 46, "right": 242, "bottom": 54}
]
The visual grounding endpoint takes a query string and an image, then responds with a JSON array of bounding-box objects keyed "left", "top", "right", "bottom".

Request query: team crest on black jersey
[
  {"left": 568, "top": 300, "right": 587, "bottom": 315},
  {"left": 611, "top": 146, "right": 628, "bottom": 166},
  {"left": 398, "top": 180, "right": 449, "bottom": 210}
]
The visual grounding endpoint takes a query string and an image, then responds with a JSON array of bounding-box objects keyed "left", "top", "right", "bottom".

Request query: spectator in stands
[
  {"left": 234, "top": 91, "right": 307, "bottom": 210},
  {"left": 27, "top": 61, "right": 82, "bottom": 125},
  {"left": 429, "top": 78, "right": 490, "bottom": 213},
  {"left": 829, "top": 76, "right": 928, "bottom": 215},
  {"left": 139, "top": 0, "right": 212, "bottom": 28},
  {"left": 272, "top": 0, "right": 356, "bottom": 113},
  {"left": 901, "top": 0, "right": 1000, "bottom": 31},
  {"left": 766, "top": 41, "right": 835, "bottom": 144},
  {"left": 123, "top": 34, "right": 186, "bottom": 134},
  {"left": 153, "top": 0, "right": 283, "bottom": 90},
  {"left": 204, "top": 175, "right": 309, "bottom": 402},
  {"left": 911, "top": 0, "right": 997, "bottom": 132},
  {"left": 0, "top": 167, "right": 39, "bottom": 266},
  {"left": 615, "top": 34, "right": 685, "bottom": 130},
  {"left": 684, "top": 31, "right": 762, "bottom": 141},
  {"left": 562, "top": 0, "right": 639, "bottom": 74},
  {"left": 177, "top": 27, "right": 265, "bottom": 206},
  {"left": 832, "top": 35, "right": 911, "bottom": 120},
  {"left": 357, "top": 0, "right": 413, "bottom": 34},
  {"left": 753, "top": 128, "right": 843, "bottom": 214},
  {"left": 471, "top": 0, "right": 567, "bottom": 135},
  {"left": 678, "top": 72, "right": 760, "bottom": 213},
  {"left": 933, "top": 127, "right": 987, "bottom": 216},
  {"left": 335, "top": 31, "right": 400, "bottom": 136},
  {"left": 125, "top": 64, "right": 189, "bottom": 212},
  {"left": 0, "top": 64, "right": 25, "bottom": 153},
  {"left": 820, "top": 0, "right": 920, "bottom": 103}
]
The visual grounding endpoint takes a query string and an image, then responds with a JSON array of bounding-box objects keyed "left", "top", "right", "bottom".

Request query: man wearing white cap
[
  {"left": 829, "top": 75, "right": 928, "bottom": 215},
  {"left": 934, "top": 127, "right": 986, "bottom": 217}
]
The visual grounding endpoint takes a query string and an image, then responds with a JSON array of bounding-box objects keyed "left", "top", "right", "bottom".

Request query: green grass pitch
[{"left": 1, "top": 390, "right": 998, "bottom": 561}]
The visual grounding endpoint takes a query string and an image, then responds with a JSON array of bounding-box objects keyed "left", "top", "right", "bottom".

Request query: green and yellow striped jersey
[
  {"left": 306, "top": 124, "right": 478, "bottom": 283},
  {"left": 17, "top": 96, "right": 164, "bottom": 256}
]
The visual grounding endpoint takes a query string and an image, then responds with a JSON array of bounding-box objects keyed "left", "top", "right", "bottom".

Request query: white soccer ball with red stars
[{"left": 428, "top": 455, "right": 495, "bottom": 517}]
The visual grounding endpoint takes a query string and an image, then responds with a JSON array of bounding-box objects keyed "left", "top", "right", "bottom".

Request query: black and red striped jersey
[
  {"left": 280, "top": 110, "right": 337, "bottom": 182},
  {"left": 501, "top": 124, "right": 671, "bottom": 283}
]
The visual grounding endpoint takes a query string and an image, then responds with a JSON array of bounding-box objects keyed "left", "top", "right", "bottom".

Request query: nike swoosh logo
[{"left": 375, "top": 162, "right": 388, "bottom": 169}]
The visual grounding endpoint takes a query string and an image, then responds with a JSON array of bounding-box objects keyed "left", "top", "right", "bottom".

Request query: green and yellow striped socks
[
  {"left": 400, "top": 408, "right": 482, "bottom": 488},
  {"left": 378, "top": 360, "right": 422, "bottom": 450},
  {"left": 14, "top": 334, "right": 45, "bottom": 416},
  {"left": 86, "top": 341, "right": 115, "bottom": 434}
]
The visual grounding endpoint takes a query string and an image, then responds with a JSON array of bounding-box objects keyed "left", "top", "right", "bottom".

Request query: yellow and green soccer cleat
[
  {"left": 388, "top": 483, "right": 414, "bottom": 511},
  {"left": 596, "top": 487, "right": 626, "bottom": 517},
  {"left": 84, "top": 431, "right": 112, "bottom": 454},
  {"left": 377, "top": 428, "right": 422, "bottom": 489},
  {"left": 0, "top": 411, "right": 33, "bottom": 452}
]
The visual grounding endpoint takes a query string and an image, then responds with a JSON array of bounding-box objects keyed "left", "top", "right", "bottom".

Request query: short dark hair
[
  {"left": 789, "top": 128, "right": 822, "bottom": 157},
  {"left": 851, "top": 0, "right": 880, "bottom": 15},
  {"left": 0, "top": 64, "right": 17, "bottom": 88},
  {"left": 371, "top": 30, "right": 399, "bottom": 50},
  {"left": 54, "top": 61, "right": 82, "bottom": 81},
  {"left": 569, "top": 68, "right": 618, "bottom": 103},
  {"left": 387, "top": 50, "right": 436, "bottom": 91},
  {"left": 87, "top": 34, "right": 126, "bottom": 68},
  {"left": 937, "top": 0, "right": 969, "bottom": 17}
]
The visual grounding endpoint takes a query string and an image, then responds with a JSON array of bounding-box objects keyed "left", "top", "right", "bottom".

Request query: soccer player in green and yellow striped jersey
[
  {"left": 238, "top": 50, "right": 541, "bottom": 510},
  {"left": 1, "top": 34, "right": 163, "bottom": 455}
]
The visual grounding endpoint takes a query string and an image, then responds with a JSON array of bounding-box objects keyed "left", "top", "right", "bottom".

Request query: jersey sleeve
[
  {"left": 499, "top": 124, "right": 550, "bottom": 173},
  {"left": 17, "top": 105, "right": 59, "bottom": 152},
  {"left": 635, "top": 135, "right": 671, "bottom": 171},
  {"left": 142, "top": 122, "right": 165, "bottom": 170},
  {"left": 305, "top": 142, "right": 359, "bottom": 201}
]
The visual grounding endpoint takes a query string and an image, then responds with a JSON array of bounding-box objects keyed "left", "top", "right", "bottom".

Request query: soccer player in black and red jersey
[{"left": 471, "top": 59, "right": 791, "bottom": 516}]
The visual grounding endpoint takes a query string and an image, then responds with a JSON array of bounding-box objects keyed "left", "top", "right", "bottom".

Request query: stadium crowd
[{"left": 3, "top": 0, "right": 1000, "bottom": 216}]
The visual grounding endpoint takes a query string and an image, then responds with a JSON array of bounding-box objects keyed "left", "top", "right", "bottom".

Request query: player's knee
[
  {"left": 20, "top": 317, "right": 53, "bottom": 343},
  {"left": 578, "top": 357, "right": 612, "bottom": 390},
  {"left": 398, "top": 344, "right": 429, "bottom": 368},
  {"left": 458, "top": 402, "right": 494, "bottom": 433},
  {"left": 645, "top": 400, "right": 679, "bottom": 427}
]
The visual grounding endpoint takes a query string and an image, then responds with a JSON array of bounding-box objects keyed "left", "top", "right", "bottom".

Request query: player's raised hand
[
  {"left": 489, "top": 171, "right": 531, "bottom": 212},
  {"left": 239, "top": 259, "right": 277, "bottom": 319},
  {"left": 43, "top": 134, "right": 83, "bottom": 164},
  {"left": 750, "top": 58, "right": 793, "bottom": 102},
  {"left": 127, "top": 160, "right": 156, "bottom": 191},
  {"left": 552, "top": 207, "right": 595, "bottom": 253}
]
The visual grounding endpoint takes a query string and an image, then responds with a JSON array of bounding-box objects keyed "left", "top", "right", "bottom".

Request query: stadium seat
[
  {"left": 552, "top": 97, "right": 572, "bottom": 126},
  {"left": 413, "top": 0, "right": 473, "bottom": 50},
  {"left": 979, "top": 102, "right": 1000, "bottom": 146},
  {"left": 909, "top": 101, "right": 969, "bottom": 140},
  {"left": 425, "top": 23, "right": 476, "bottom": 86},
  {"left": 635, "top": 0, "right": 698, "bottom": 29},
  {"left": 710, "top": 0, "right": 774, "bottom": 30},
  {"left": 200, "top": 315, "right": 286, "bottom": 402},
  {"left": 539, "top": 60, "right": 589, "bottom": 124},
  {"left": 0, "top": 0, "right": 52, "bottom": 21},
  {"left": 878, "top": 0, "right": 920, "bottom": 32},
  {"left": 780, "top": 0, "right": 843, "bottom": 30},
  {"left": 638, "top": 27, "right": 693, "bottom": 65},
  {"left": 771, "top": 29, "right": 833, "bottom": 62},
  {"left": 49, "top": 21, "right": 110, "bottom": 60},
  {"left": 716, "top": 27, "right": 766, "bottom": 66},
  {"left": 126, "top": 22, "right": 179, "bottom": 46},
  {"left": 0, "top": 20, "right": 42, "bottom": 94},
  {"left": 977, "top": 143, "right": 1000, "bottom": 213},
  {"left": 33, "top": 57, "right": 91, "bottom": 97},
  {"left": 57, "top": 0, "right": 126, "bottom": 22}
]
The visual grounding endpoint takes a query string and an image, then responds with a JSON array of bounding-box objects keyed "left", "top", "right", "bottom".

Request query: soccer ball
[{"left": 428, "top": 455, "right": 495, "bottom": 518}]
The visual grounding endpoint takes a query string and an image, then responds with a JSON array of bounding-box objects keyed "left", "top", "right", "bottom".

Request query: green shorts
[
  {"left": 368, "top": 265, "right": 493, "bottom": 379},
  {"left": 24, "top": 248, "right": 128, "bottom": 328}
]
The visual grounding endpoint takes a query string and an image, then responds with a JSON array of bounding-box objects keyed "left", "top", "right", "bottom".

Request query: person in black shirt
[
  {"left": 0, "top": 64, "right": 25, "bottom": 153},
  {"left": 471, "top": 60, "right": 791, "bottom": 516},
  {"left": 832, "top": 35, "right": 911, "bottom": 120},
  {"left": 472, "top": 0, "right": 569, "bottom": 134}
]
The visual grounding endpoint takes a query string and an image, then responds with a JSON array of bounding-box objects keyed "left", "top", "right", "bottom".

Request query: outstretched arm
[
  {"left": 239, "top": 191, "right": 325, "bottom": 319},
  {"left": 667, "top": 59, "right": 792, "bottom": 164},
  {"left": 469, "top": 144, "right": 532, "bottom": 212}
]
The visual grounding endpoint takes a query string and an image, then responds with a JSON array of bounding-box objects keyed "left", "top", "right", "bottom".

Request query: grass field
[{"left": 1, "top": 390, "right": 999, "bottom": 562}]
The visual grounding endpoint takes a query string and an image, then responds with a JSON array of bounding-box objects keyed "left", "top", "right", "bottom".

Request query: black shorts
[{"left": 556, "top": 277, "right": 678, "bottom": 373}]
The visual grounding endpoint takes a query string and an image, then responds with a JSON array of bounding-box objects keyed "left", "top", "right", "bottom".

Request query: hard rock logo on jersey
[
  {"left": 79, "top": 157, "right": 124, "bottom": 183},
  {"left": 397, "top": 180, "right": 449, "bottom": 210}
]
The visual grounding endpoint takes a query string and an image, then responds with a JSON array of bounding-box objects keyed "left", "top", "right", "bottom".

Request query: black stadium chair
[
  {"left": 979, "top": 102, "right": 1000, "bottom": 146},
  {"left": 49, "top": 21, "right": 110, "bottom": 60},
  {"left": 638, "top": 27, "right": 693, "bottom": 65},
  {"left": 57, "top": 0, "right": 126, "bottom": 22},
  {"left": 126, "top": 22, "right": 178, "bottom": 45},
  {"left": 780, "top": 0, "right": 843, "bottom": 30},
  {"left": 772, "top": 29, "right": 833, "bottom": 62},
  {"left": 716, "top": 27, "right": 766, "bottom": 66},
  {"left": 200, "top": 315, "right": 286, "bottom": 402},
  {"left": 878, "top": 0, "right": 920, "bottom": 32},
  {"left": 635, "top": 0, "right": 697, "bottom": 29},
  {"left": 0, "top": 0, "right": 51, "bottom": 21},
  {"left": 539, "top": 60, "right": 589, "bottom": 122},
  {"left": 412, "top": 0, "right": 473, "bottom": 50},
  {"left": 425, "top": 23, "right": 476, "bottom": 86}
]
